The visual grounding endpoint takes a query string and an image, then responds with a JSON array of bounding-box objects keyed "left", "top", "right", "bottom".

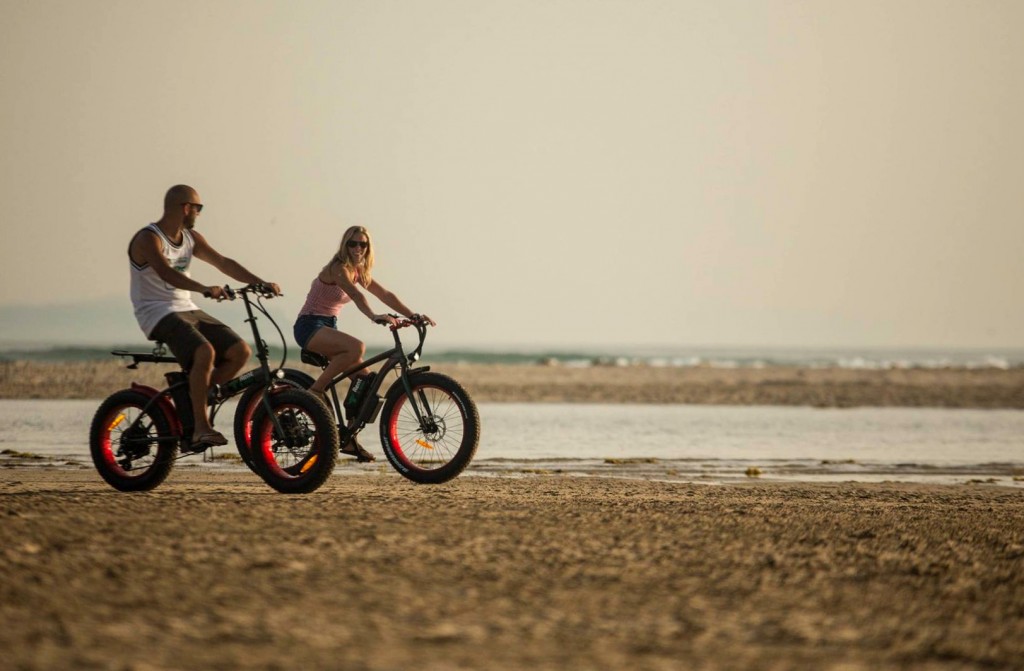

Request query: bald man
[{"left": 128, "top": 184, "right": 280, "bottom": 451}]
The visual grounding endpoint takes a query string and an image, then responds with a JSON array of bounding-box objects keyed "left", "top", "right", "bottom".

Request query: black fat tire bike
[
  {"left": 245, "top": 314, "right": 480, "bottom": 485},
  {"left": 89, "top": 284, "right": 337, "bottom": 493}
]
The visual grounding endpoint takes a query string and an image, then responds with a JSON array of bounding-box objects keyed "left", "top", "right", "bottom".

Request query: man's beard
[{"left": 184, "top": 217, "right": 196, "bottom": 230}]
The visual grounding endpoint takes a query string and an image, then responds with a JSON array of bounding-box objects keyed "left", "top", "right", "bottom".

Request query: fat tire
[
  {"left": 250, "top": 388, "right": 338, "bottom": 494},
  {"left": 89, "top": 389, "right": 176, "bottom": 492},
  {"left": 232, "top": 368, "right": 317, "bottom": 468},
  {"left": 379, "top": 372, "right": 480, "bottom": 484}
]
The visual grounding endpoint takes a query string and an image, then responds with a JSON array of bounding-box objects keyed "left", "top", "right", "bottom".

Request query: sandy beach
[
  {"left": 1, "top": 468, "right": 1022, "bottom": 670},
  {"left": 3, "top": 359, "right": 1024, "bottom": 407}
]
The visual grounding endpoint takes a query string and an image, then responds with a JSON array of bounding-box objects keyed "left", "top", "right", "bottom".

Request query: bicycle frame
[
  {"left": 318, "top": 316, "right": 434, "bottom": 443},
  {"left": 111, "top": 284, "right": 289, "bottom": 456}
]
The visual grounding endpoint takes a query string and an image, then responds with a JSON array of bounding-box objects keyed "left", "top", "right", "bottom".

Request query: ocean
[
  {"left": 2, "top": 342, "right": 1023, "bottom": 370},
  {"left": 2, "top": 399, "right": 1022, "bottom": 486}
]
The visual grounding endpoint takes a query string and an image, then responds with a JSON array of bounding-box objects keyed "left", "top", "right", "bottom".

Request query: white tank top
[{"left": 129, "top": 224, "right": 200, "bottom": 337}]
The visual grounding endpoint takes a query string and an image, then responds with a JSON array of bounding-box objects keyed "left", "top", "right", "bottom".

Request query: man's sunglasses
[
  {"left": 184, "top": 202, "right": 204, "bottom": 212},
  {"left": 346, "top": 240, "right": 368, "bottom": 249}
]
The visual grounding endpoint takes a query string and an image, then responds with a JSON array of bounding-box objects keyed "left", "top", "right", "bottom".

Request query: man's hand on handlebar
[
  {"left": 256, "top": 282, "right": 282, "bottom": 297},
  {"left": 204, "top": 285, "right": 231, "bottom": 301},
  {"left": 203, "top": 283, "right": 281, "bottom": 300}
]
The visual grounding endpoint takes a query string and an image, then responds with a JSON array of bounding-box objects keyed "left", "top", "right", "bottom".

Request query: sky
[{"left": 1, "top": 0, "right": 1022, "bottom": 351}]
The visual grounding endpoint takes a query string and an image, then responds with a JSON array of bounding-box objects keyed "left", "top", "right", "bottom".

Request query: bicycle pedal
[{"left": 180, "top": 442, "right": 210, "bottom": 455}]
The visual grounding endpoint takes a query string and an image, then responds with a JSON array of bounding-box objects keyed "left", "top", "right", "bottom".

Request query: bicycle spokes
[
  {"left": 265, "top": 408, "right": 316, "bottom": 459},
  {"left": 390, "top": 386, "right": 463, "bottom": 464},
  {"left": 114, "top": 410, "right": 158, "bottom": 468}
]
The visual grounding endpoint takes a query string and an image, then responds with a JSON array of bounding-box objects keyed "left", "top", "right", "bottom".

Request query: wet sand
[
  {"left": 1, "top": 468, "right": 1022, "bottom": 670},
  {"left": 3, "top": 359, "right": 1024, "bottom": 407}
]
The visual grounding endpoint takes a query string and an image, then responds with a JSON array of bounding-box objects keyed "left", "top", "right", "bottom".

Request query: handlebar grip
[
  {"left": 202, "top": 285, "right": 236, "bottom": 301},
  {"left": 244, "top": 282, "right": 280, "bottom": 298}
]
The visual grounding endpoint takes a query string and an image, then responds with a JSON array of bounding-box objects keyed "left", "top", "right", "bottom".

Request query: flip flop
[
  {"left": 340, "top": 438, "right": 375, "bottom": 463},
  {"left": 186, "top": 430, "right": 228, "bottom": 453}
]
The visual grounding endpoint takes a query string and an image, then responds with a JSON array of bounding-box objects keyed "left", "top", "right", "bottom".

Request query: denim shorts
[{"left": 293, "top": 314, "right": 336, "bottom": 350}]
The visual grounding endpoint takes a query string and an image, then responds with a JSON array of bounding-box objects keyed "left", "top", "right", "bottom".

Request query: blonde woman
[{"left": 293, "top": 225, "right": 433, "bottom": 461}]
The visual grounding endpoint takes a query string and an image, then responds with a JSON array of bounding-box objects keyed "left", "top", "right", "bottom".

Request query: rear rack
[{"left": 111, "top": 344, "right": 178, "bottom": 369}]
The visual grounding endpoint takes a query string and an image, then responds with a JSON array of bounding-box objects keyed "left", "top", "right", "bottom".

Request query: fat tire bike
[
  {"left": 254, "top": 314, "right": 480, "bottom": 484},
  {"left": 89, "top": 284, "right": 337, "bottom": 493}
]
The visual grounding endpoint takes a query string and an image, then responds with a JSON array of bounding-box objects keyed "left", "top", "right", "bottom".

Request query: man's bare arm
[
  {"left": 192, "top": 231, "right": 279, "bottom": 293},
  {"left": 130, "top": 230, "right": 218, "bottom": 295}
]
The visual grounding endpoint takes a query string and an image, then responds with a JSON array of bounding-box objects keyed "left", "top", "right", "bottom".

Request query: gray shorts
[{"left": 149, "top": 310, "right": 244, "bottom": 370}]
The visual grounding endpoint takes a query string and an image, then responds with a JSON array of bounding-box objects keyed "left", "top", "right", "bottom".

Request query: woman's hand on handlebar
[
  {"left": 372, "top": 313, "right": 436, "bottom": 329},
  {"left": 412, "top": 313, "right": 436, "bottom": 327},
  {"left": 373, "top": 313, "right": 400, "bottom": 328}
]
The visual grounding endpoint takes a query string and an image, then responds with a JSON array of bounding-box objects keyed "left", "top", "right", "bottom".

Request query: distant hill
[
  {"left": 0, "top": 297, "right": 141, "bottom": 346},
  {"left": 0, "top": 295, "right": 297, "bottom": 347}
]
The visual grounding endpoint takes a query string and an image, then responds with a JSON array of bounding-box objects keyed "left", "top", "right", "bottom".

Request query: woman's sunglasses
[{"left": 346, "top": 240, "right": 368, "bottom": 249}]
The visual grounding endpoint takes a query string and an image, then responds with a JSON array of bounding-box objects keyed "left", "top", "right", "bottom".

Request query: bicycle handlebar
[
  {"left": 376, "top": 313, "right": 432, "bottom": 331},
  {"left": 202, "top": 283, "right": 281, "bottom": 301},
  {"left": 376, "top": 313, "right": 432, "bottom": 362}
]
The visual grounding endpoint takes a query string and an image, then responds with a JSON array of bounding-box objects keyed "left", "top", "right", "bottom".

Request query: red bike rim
[{"left": 99, "top": 405, "right": 151, "bottom": 478}]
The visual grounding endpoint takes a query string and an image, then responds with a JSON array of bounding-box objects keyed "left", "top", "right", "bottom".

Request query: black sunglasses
[
  {"left": 346, "top": 240, "right": 368, "bottom": 249},
  {"left": 184, "top": 202, "right": 204, "bottom": 212}
]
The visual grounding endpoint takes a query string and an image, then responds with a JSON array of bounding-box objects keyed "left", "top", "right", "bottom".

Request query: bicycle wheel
[
  {"left": 379, "top": 372, "right": 480, "bottom": 484},
  {"left": 232, "top": 368, "right": 316, "bottom": 468},
  {"left": 89, "top": 389, "right": 177, "bottom": 492},
  {"left": 250, "top": 388, "right": 338, "bottom": 493}
]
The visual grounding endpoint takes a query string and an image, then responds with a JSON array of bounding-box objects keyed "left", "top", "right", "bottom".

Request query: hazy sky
[{"left": 2, "top": 0, "right": 1022, "bottom": 350}]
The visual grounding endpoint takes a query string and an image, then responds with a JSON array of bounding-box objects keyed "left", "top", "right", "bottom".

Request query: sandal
[
  {"left": 340, "top": 438, "right": 375, "bottom": 463},
  {"left": 185, "top": 430, "right": 228, "bottom": 453}
]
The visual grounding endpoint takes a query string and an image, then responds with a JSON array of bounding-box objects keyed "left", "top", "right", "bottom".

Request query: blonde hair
[{"left": 331, "top": 225, "right": 374, "bottom": 286}]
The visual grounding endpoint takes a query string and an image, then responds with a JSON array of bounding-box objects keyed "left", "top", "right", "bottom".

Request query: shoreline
[
  {"left": 2, "top": 469, "right": 1022, "bottom": 669},
  {"left": 2, "top": 359, "right": 1023, "bottom": 407}
]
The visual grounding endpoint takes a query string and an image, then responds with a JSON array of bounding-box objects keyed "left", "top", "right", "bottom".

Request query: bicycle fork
[
  {"left": 258, "top": 391, "right": 303, "bottom": 448},
  {"left": 399, "top": 371, "right": 440, "bottom": 434}
]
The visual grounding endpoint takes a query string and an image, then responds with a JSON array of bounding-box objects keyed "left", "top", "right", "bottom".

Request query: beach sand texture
[
  {"left": 1, "top": 469, "right": 1022, "bottom": 670},
  {"left": 3, "top": 359, "right": 1024, "bottom": 406}
]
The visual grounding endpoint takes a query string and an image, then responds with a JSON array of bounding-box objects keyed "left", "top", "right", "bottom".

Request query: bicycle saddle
[{"left": 300, "top": 349, "right": 329, "bottom": 368}]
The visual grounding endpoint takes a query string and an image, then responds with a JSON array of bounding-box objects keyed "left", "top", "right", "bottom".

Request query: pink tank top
[{"left": 298, "top": 276, "right": 356, "bottom": 316}]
